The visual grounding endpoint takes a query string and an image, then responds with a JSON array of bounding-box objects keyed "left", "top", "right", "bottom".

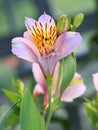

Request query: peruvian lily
[
  {"left": 33, "top": 62, "right": 86, "bottom": 109},
  {"left": 12, "top": 13, "right": 82, "bottom": 77},
  {"left": 93, "top": 73, "right": 98, "bottom": 92}
]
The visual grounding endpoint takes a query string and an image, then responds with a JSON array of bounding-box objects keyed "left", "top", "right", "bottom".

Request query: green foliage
[
  {"left": 61, "top": 53, "right": 76, "bottom": 95},
  {"left": 73, "top": 13, "right": 84, "bottom": 30},
  {"left": 84, "top": 102, "right": 98, "bottom": 127},
  {"left": 0, "top": 104, "right": 17, "bottom": 130},
  {"left": 20, "top": 88, "right": 46, "bottom": 130},
  {"left": 51, "top": 96, "right": 61, "bottom": 111},
  {"left": 2, "top": 89, "right": 21, "bottom": 107}
]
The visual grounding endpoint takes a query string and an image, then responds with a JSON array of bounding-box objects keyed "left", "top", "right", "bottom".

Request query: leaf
[
  {"left": 51, "top": 96, "right": 61, "bottom": 111},
  {"left": 61, "top": 53, "right": 76, "bottom": 94},
  {"left": 20, "top": 88, "right": 46, "bottom": 130},
  {"left": 2, "top": 89, "right": 21, "bottom": 107},
  {"left": 0, "top": 104, "right": 17, "bottom": 130},
  {"left": 84, "top": 103, "right": 98, "bottom": 127}
]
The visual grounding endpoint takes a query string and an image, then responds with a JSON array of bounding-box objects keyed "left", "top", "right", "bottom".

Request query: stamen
[{"left": 26, "top": 20, "right": 57, "bottom": 56}]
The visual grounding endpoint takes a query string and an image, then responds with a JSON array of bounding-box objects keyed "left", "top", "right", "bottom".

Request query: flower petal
[
  {"left": 25, "top": 17, "right": 37, "bottom": 29},
  {"left": 33, "top": 84, "right": 45, "bottom": 96},
  {"left": 93, "top": 73, "right": 98, "bottom": 92},
  {"left": 12, "top": 42, "right": 37, "bottom": 62},
  {"left": 61, "top": 73, "right": 86, "bottom": 102},
  {"left": 12, "top": 37, "right": 40, "bottom": 58},
  {"left": 23, "top": 31, "right": 33, "bottom": 41},
  {"left": 32, "top": 63, "right": 47, "bottom": 92},
  {"left": 38, "top": 13, "right": 55, "bottom": 26},
  {"left": 54, "top": 31, "right": 82, "bottom": 60},
  {"left": 52, "top": 62, "right": 60, "bottom": 96},
  {"left": 38, "top": 54, "right": 58, "bottom": 76}
]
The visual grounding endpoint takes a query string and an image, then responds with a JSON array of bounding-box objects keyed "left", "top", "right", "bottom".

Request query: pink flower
[
  {"left": 33, "top": 62, "right": 86, "bottom": 109},
  {"left": 93, "top": 73, "right": 98, "bottom": 92},
  {"left": 12, "top": 13, "right": 82, "bottom": 77}
]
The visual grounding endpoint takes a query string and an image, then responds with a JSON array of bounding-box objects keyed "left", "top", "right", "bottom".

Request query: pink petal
[
  {"left": 61, "top": 73, "right": 86, "bottom": 102},
  {"left": 25, "top": 17, "right": 37, "bottom": 29},
  {"left": 38, "top": 13, "right": 55, "bottom": 26},
  {"left": 54, "top": 31, "right": 82, "bottom": 60},
  {"left": 93, "top": 73, "right": 98, "bottom": 92},
  {"left": 23, "top": 31, "right": 33, "bottom": 41},
  {"left": 12, "top": 37, "right": 40, "bottom": 58},
  {"left": 52, "top": 62, "right": 61, "bottom": 96},
  {"left": 38, "top": 54, "right": 58, "bottom": 76},
  {"left": 33, "top": 84, "right": 45, "bottom": 96},
  {"left": 32, "top": 63, "right": 47, "bottom": 92},
  {"left": 12, "top": 42, "right": 37, "bottom": 62}
]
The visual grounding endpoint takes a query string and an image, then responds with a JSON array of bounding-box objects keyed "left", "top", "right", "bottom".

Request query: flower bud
[
  {"left": 57, "top": 15, "right": 71, "bottom": 35},
  {"left": 73, "top": 13, "right": 84, "bottom": 29}
]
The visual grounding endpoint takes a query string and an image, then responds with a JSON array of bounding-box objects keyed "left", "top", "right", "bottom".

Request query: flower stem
[
  {"left": 45, "top": 107, "right": 53, "bottom": 130},
  {"left": 45, "top": 81, "right": 53, "bottom": 130}
]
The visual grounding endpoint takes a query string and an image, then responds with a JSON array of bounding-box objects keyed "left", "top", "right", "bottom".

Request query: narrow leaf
[
  {"left": 61, "top": 53, "right": 76, "bottom": 94},
  {"left": 0, "top": 103, "right": 18, "bottom": 130},
  {"left": 20, "top": 88, "right": 46, "bottom": 130},
  {"left": 2, "top": 89, "right": 21, "bottom": 107},
  {"left": 84, "top": 103, "right": 98, "bottom": 127}
]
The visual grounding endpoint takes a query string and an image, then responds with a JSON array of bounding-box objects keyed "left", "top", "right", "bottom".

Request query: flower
[
  {"left": 33, "top": 62, "right": 86, "bottom": 109},
  {"left": 12, "top": 13, "right": 82, "bottom": 77},
  {"left": 93, "top": 73, "right": 98, "bottom": 92}
]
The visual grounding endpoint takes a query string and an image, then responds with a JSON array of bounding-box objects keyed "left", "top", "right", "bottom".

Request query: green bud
[
  {"left": 16, "top": 79, "right": 24, "bottom": 96},
  {"left": 57, "top": 15, "right": 71, "bottom": 35},
  {"left": 73, "top": 13, "right": 84, "bottom": 29}
]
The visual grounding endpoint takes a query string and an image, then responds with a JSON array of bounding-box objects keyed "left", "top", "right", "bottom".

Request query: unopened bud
[
  {"left": 57, "top": 15, "right": 71, "bottom": 35},
  {"left": 73, "top": 13, "right": 84, "bottom": 29}
]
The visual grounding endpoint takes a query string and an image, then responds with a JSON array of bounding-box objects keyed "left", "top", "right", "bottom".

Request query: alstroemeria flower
[
  {"left": 12, "top": 13, "right": 82, "bottom": 77},
  {"left": 33, "top": 62, "right": 86, "bottom": 109},
  {"left": 93, "top": 73, "right": 98, "bottom": 92}
]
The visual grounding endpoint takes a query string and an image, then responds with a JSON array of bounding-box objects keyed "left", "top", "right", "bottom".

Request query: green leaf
[
  {"left": 73, "top": 13, "right": 84, "bottom": 29},
  {"left": 20, "top": 88, "right": 46, "bottom": 130},
  {"left": 84, "top": 103, "right": 98, "bottom": 127},
  {"left": 2, "top": 89, "right": 21, "bottom": 107},
  {"left": 61, "top": 53, "right": 76, "bottom": 94},
  {"left": 51, "top": 96, "right": 61, "bottom": 111},
  {"left": 0, "top": 104, "right": 17, "bottom": 130}
]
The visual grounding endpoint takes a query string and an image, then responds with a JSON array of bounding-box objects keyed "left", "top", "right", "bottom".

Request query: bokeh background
[{"left": 0, "top": 0, "right": 98, "bottom": 130}]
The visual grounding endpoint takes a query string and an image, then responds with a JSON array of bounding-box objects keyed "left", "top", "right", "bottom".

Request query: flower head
[
  {"left": 93, "top": 73, "right": 98, "bottom": 92},
  {"left": 12, "top": 13, "right": 82, "bottom": 76},
  {"left": 33, "top": 62, "right": 86, "bottom": 109}
]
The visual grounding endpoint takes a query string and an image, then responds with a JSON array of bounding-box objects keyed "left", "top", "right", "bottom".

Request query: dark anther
[
  {"left": 42, "top": 43, "right": 45, "bottom": 47},
  {"left": 42, "top": 36, "right": 44, "bottom": 39},
  {"left": 45, "top": 37, "right": 48, "bottom": 41}
]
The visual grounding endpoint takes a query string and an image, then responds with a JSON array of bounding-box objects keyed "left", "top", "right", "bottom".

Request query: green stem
[
  {"left": 45, "top": 107, "right": 53, "bottom": 130},
  {"left": 45, "top": 81, "right": 52, "bottom": 129}
]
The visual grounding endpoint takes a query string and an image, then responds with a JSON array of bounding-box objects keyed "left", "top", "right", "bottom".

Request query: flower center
[{"left": 26, "top": 20, "right": 57, "bottom": 56}]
